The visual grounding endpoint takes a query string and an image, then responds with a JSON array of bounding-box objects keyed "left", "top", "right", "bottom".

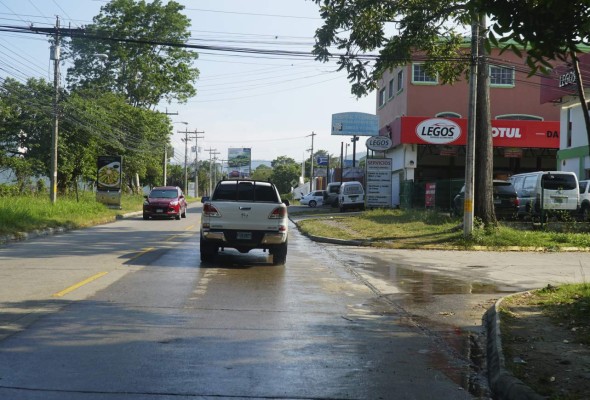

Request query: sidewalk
[{"left": 292, "top": 218, "right": 589, "bottom": 400}]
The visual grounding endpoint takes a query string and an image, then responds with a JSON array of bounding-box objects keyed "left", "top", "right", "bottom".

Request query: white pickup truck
[{"left": 200, "top": 180, "right": 289, "bottom": 265}]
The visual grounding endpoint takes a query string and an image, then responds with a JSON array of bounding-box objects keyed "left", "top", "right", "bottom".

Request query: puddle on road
[
  {"left": 353, "top": 259, "right": 517, "bottom": 303},
  {"left": 337, "top": 255, "right": 521, "bottom": 398}
]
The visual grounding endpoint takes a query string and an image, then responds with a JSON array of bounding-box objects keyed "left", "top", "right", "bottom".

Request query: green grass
[
  {"left": 296, "top": 208, "right": 590, "bottom": 250},
  {"left": 0, "top": 192, "right": 145, "bottom": 236}
]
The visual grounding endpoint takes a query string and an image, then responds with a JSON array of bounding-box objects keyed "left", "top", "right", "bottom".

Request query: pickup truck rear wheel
[{"left": 271, "top": 242, "right": 288, "bottom": 265}]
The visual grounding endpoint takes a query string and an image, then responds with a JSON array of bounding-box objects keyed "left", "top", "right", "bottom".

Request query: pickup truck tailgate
[{"left": 205, "top": 201, "right": 283, "bottom": 231}]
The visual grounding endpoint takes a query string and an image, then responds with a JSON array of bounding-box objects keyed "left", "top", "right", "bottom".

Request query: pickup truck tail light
[
  {"left": 203, "top": 203, "right": 221, "bottom": 217},
  {"left": 268, "top": 207, "right": 286, "bottom": 219}
]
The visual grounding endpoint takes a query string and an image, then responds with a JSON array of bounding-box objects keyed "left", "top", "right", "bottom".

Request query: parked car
[
  {"left": 143, "top": 186, "right": 187, "bottom": 220},
  {"left": 579, "top": 179, "right": 590, "bottom": 221},
  {"left": 451, "top": 180, "right": 519, "bottom": 220},
  {"left": 338, "top": 181, "right": 365, "bottom": 212},
  {"left": 300, "top": 190, "right": 328, "bottom": 207},
  {"left": 509, "top": 171, "right": 579, "bottom": 220}
]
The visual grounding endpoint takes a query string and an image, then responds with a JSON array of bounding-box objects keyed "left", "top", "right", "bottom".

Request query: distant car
[
  {"left": 451, "top": 180, "right": 519, "bottom": 220},
  {"left": 300, "top": 190, "right": 328, "bottom": 207},
  {"left": 143, "top": 186, "right": 187, "bottom": 220}
]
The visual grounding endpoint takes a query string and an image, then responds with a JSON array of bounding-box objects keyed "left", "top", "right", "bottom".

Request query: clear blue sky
[{"left": 0, "top": 0, "right": 376, "bottom": 165}]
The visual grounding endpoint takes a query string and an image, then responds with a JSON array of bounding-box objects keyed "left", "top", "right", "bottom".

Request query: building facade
[
  {"left": 375, "top": 48, "right": 562, "bottom": 207},
  {"left": 540, "top": 53, "right": 590, "bottom": 180}
]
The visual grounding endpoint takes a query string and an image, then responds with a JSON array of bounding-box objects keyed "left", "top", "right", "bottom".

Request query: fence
[{"left": 400, "top": 179, "right": 464, "bottom": 211}]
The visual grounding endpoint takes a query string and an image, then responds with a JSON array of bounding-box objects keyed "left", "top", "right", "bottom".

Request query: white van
[
  {"left": 338, "top": 181, "right": 365, "bottom": 212},
  {"left": 509, "top": 171, "right": 579, "bottom": 220}
]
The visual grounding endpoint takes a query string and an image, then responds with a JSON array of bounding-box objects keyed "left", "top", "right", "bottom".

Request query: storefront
[{"left": 384, "top": 116, "right": 560, "bottom": 207}]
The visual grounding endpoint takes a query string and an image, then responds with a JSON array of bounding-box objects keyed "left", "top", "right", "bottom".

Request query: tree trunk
[{"left": 474, "top": 15, "right": 496, "bottom": 226}]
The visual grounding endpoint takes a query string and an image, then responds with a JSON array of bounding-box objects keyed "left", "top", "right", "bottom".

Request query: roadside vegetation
[
  {"left": 295, "top": 208, "right": 590, "bottom": 250},
  {"left": 0, "top": 193, "right": 146, "bottom": 237},
  {"left": 499, "top": 284, "right": 590, "bottom": 399}
]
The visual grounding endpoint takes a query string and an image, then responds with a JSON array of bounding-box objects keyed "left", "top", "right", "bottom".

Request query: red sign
[
  {"left": 425, "top": 182, "right": 436, "bottom": 208},
  {"left": 391, "top": 116, "right": 559, "bottom": 149}
]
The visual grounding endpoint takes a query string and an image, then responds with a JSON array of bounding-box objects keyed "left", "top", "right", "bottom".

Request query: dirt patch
[{"left": 500, "top": 292, "right": 590, "bottom": 399}]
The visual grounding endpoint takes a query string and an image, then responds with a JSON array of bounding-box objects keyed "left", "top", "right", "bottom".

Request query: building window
[
  {"left": 388, "top": 78, "right": 394, "bottom": 99},
  {"left": 436, "top": 112, "right": 461, "bottom": 119},
  {"left": 496, "top": 114, "right": 543, "bottom": 121},
  {"left": 378, "top": 87, "right": 386, "bottom": 107},
  {"left": 397, "top": 70, "right": 404, "bottom": 92},
  {"left": 490, "top": 65, "right": 515, "bottom": 86},
  {"left": 412, "top": 63, "right": 438, "bottom": 84}
]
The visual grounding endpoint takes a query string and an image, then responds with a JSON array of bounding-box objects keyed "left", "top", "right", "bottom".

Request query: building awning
[{"left": 387, "top": 116, "right": 559, "bottom": 149}]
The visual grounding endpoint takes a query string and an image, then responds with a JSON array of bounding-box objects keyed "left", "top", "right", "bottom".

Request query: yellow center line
[
  {"left": 185, "top": 224, "right": 194, "bottom": 231},
  {"left": 165, "top": 235, "right": 179, "bottom": 242},
  {"left": 52, "top": 272, "right": 109, "bottom": 298},
  {"left": 130, "top": 247, "right": 155, "bottom": 260}
]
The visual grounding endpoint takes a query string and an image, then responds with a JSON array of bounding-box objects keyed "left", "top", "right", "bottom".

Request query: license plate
[
  {"left": 554, "top": 198, "right": 563, "bottom": 204},
  {"left": 156, "top": 208, "right": 164, "bottom": 213},
  {"left": 350, "top": 196, "right": 358, "bottom": 201},
  {"left": 237, "top": 232, "right": 252, "bottom": 240}
]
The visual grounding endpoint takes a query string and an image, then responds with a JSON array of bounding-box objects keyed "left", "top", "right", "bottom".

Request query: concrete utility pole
[
  {"left": 191, "top": 130, "right": 204, "bottom": 198},
  {"left": 307, "top": 132, "right": 316, "bottom": 191},
  {"left": 181, "top": 127, "right": 190, "bottom": 195},
  {"left": 49, "top": 16, "right": 60, "bottom": 204},
  {"left": 204, "top": 148, "right": 217, "bottom": 196},
  {"left": 180, "top": 127, "right": 203, "bottom": 195},
  {"left": 464, "top": 15, "right": 480, "bottom": 237}
]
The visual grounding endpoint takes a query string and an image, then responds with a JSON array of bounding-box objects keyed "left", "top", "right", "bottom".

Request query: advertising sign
[
  {"left": 365, "top": 158, "right": 392, "bottom": 208},
  {"left": 331, "top": 112, "right": 379, "bottom": 136},
  {"left": 391, "top": 116, "right": 559, "bottom": 148},
  {"left": 97, "top": 156, "right": 122, "bottom": 190},
  {"left": 228, "top": 148, "right": 251, "bottom": 177},
  {"left": 366, "top": 136, "right": 393, "bottom": 151},
  {"left": 96, "top": 155, "right": 122, "bottom": 209},
  {"left": 425, "top": 182, "right": 436, "bottom": 208}
]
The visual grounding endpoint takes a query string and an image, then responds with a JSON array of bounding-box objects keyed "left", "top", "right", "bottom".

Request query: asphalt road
[{"left": 0, "top": 204, "right": 478, "bottom": 399}]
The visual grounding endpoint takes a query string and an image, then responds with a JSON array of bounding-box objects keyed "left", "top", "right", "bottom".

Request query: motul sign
[
  {"left": 366, "top": 136, "right": 393, "bottom": 151},
  {"left": 415, "top": 118, "right": 462, "bottom": 144}
]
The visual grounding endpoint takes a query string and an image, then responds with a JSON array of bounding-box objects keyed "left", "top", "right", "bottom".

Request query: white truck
[{"left": 200, "top": 180, "right": 289, "bottom": 265}]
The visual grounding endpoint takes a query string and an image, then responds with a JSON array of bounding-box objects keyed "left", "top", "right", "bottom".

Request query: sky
[{"left": 0, "top": 0, "right": 376, "bottom": 166}]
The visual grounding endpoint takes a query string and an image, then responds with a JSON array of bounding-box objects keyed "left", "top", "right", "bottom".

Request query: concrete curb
[{"left": 484, "top": 297, "right": 546, "bottom": 400}]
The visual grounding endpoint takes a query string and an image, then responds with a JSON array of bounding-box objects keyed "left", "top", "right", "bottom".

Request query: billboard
[
  {"left": 96, "top": 155, "right": 122, "bottom": 209},
  {"left": 228, "top": 148, "right": 251, "bottom": 177},
  {"left": 331, "top": 112, "right": 379, "bottom": 136}
]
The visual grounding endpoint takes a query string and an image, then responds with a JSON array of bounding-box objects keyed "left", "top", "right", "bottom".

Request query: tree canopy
[
  {"left": 66, "top": 0, "right": 199, "bottom": 109},
  {"left": 312, "top": 0, "right": 471, "bottom": 97}
]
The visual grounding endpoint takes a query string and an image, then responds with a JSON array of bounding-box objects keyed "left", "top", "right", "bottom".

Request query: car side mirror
[
  {"left": 201, "top": 196, "right": 210, "bottom": 203},
  {"left": 143, "top": 195, "right": 148, "bottom": 199},
  {"left": 282, "top": 199, "right": 290, "bottom": 206}
]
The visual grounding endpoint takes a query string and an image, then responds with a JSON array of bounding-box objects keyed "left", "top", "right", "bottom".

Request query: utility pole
[
  {"left": 49, "top": 16, "right": 60, "bottom": 204},
  {"left": 181, "top": 127, "right": 190, "bottom": 195},
  {"left": 190, "top": 130, "right": 205, "bottom": 198},
  {"left": 307, "top": 132, "right": 316, "bottom": 191},
  {"left": 464, "top": 15, "right": 480, "bottom": 237},
  {"left": 205, "top": 148, "right": 217, "bottom": 196},
  {"left": 351, "top": 135, "right": 359, "bottom": 167}
]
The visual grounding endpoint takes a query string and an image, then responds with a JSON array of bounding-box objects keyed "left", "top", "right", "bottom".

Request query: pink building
[{"left": 375, "top": 49, "right": 562, "bottom": 207}]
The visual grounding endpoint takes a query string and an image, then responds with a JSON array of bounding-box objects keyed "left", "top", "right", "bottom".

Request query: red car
[{"left": 143, "top": 186, "right": 187, "bottom": 220}]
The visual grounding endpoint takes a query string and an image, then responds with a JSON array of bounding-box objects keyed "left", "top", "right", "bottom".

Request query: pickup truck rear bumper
[{"left": 202, "top": 230, "right": 287, "bottom": 246}]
